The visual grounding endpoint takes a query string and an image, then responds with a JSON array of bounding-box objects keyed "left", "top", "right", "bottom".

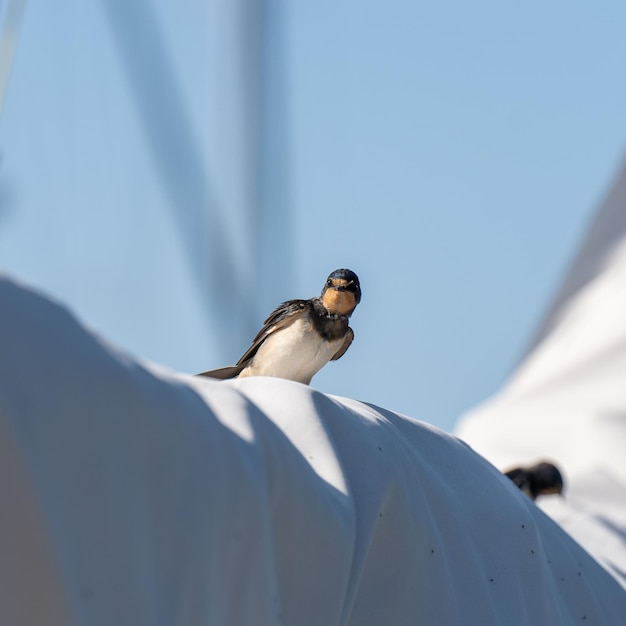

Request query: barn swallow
[
  {"left": 198, "top": 268, "right": 361, "bottom": 385},
  {"left": 504, "top": 461, "right": 564, "bottom": 500}
]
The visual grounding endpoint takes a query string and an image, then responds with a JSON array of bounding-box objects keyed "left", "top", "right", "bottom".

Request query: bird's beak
[{"left": 331, "top": 280, "right": 354, "bottom": 291}]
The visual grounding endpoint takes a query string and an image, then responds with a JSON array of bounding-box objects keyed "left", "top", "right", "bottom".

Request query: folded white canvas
[{"left": 2, "top": 275, "right": 625, "bottom": 625}]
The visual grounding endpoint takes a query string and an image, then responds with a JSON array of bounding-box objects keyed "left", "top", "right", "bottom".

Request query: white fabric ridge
[{"left": 2, "top": 275, "right": 625, "bottom": 625}]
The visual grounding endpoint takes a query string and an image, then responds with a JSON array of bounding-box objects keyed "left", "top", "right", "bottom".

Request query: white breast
[{"left": 239, "top": 317, "right": 344, "bottom": 384}]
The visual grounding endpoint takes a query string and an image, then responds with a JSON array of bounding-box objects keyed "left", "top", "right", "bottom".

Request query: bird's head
[
  {"left": 530, "top": 462, "right": 564, "bottom": 498},
  {"left": 321, "top": 268, "right": 361, "bottom": 316}
]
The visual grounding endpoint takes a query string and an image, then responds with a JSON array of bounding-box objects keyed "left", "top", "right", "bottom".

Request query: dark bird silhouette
[
  {"left": 505, "top": 461, "right": 564, "bottom": 500},
  {"left": 198, "top": 269, "right": 361, "bottom": 385}
]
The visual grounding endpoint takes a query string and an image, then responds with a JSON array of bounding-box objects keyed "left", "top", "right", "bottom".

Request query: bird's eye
[{"left": 326, "top": 279, "right": 332, "bottom": 287}]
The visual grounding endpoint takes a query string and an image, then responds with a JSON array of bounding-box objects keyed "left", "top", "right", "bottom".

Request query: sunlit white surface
[
  {"left": 456, "top": 158, "right": 626, "bottom": 587},
  {"left": 2, "top": 274, "right": 625, "bottom": 625}
]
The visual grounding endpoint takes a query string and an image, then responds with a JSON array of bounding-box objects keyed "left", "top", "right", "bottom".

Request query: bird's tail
[{"left": 196, "top": 366, "right": 244, "bottom": 379}]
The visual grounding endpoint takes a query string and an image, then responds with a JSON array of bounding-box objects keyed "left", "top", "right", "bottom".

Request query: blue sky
[{"left": 1, "top": 1, "right": 625, "bottom": 431}]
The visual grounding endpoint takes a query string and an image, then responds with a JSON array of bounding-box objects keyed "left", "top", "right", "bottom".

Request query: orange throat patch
[{"left": 322, "top": 289, "right": 356, "bottom": 315}]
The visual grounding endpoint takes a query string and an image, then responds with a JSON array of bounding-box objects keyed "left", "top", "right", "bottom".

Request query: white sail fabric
[
  {"left": 456, "top": 157, "right": 626, "bottom": 586},
  {"left": 2, "top": 274, "right": 626, "bottom": 624}
]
